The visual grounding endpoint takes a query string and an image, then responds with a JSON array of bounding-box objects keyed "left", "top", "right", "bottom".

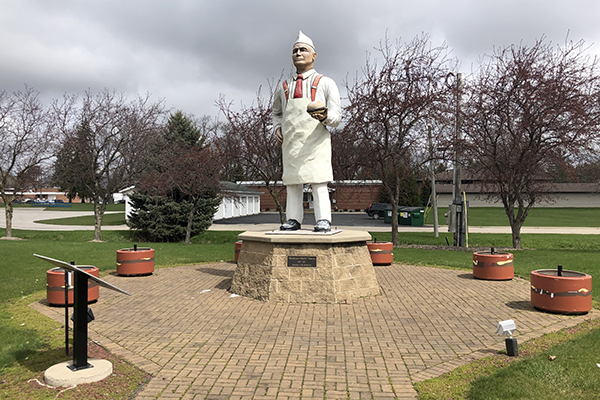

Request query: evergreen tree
[
  {"left": 128, "top": 192, "right": 219, "bottom": 242},
  {"left": 52, "top": 120, "right": 96, "bottom": 202},
  {"left": 166, "top": 110, "right": 204, "bottom": 147},
  {"left": 128, "top": 111, "right": 221, "bottom": 243}
]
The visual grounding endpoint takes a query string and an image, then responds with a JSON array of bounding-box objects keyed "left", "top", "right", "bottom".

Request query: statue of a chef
[{"left": 273, "top": 31, "right": 342, "bottom": 232}]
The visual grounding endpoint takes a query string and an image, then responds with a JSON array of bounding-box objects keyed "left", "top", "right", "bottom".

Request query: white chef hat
[{"left": 295, "top": 31, "right": 316, "bottom": 51}]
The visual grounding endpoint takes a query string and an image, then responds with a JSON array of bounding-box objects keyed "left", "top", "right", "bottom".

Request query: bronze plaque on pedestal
[{"left": 287, "top": 256, "right": 317, "bottom": 268}]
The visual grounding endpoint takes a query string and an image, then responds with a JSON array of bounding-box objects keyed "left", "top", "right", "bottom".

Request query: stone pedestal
[{"left": 231, "top": 230, "right": 380, "bottom": 303}]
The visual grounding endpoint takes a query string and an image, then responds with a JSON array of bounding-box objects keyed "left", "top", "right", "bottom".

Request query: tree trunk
[
  {"left": 93, "top": 201, "right": 106, "bottom": 242},
  {"left": 267, "top": 184, "right": 286, "bottom": 224},
  {"left": 390, "top": 201, "right": 399, "bottom": 247},
  {"left": 3, "top": 199, "right": 13, "bottom": 238},
  {"left": 185, "top": 207, "right": 194, "bottom": 244},
  {"left": 510, "top": 222, "right": 522, "bottom": 249},
  {"left": 503, "top": 202, "right": 524, "bottom": 249},
  {"left": 390, "top": 177, "right": 402, "bottom": 247},
  {"left": 502, "top": 198, "right": 531, "bottom": 249}
]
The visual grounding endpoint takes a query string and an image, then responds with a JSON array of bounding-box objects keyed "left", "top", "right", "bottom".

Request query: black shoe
[
  {"left": 280, "top": 219, "right": 301, "bottom": 231},
  {"left": 314, "top": 219, "right": 331, "bottom": 232}
]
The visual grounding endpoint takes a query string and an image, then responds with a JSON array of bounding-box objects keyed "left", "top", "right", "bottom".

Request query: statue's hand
[
  {"left": 309, "top": 108, "right": 327, "bottom": 121},
  {"left": 307, "top": 101, "right": 327, "bottom": 121},
  {"left": 275, "top": 127, "right": 283, "bottom": 144}
]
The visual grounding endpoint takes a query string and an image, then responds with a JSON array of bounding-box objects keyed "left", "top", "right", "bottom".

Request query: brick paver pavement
[{"left": 34, "top": 262, "right": 598, "bottom": 399}]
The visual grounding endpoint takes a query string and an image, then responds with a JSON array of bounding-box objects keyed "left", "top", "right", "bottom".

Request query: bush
[{"left": 127, "top": 192, "right": 219, "bottom": 242}]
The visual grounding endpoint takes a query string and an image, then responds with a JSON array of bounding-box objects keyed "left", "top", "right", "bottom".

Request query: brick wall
[
  {"left": 331, "top": 184, "right": 381, "bottom": 210},
  {"left": 248, "top": 183, "right": 382, "bottom": 211}
]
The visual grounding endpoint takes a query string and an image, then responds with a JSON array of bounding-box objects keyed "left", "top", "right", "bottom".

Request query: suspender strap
[
  {"left": 283, "top": 74, "right": 323, "bottom": 103},
  {"left": 282, "top": 80, "right": 289, "bottom": 101},
  {"left": 311, "top": 74, "right": 323, "bottom": 102}
]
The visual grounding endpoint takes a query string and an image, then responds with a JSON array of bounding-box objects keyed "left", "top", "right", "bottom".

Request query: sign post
[{"left": 34, "top": 254, "right": 131, "bottom": 383}]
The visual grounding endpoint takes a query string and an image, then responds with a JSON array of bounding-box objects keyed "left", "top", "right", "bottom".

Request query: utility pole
[
  {"left": 446, "top": 72, "right": 465, "bottom": 247},
  {"left": 428, "top": 126, "right": 438, "bottom": 238}
]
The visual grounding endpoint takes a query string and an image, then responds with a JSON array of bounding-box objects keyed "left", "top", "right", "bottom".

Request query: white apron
[{"left": 281, "top": 97, "right": 333, "bottom": 185}]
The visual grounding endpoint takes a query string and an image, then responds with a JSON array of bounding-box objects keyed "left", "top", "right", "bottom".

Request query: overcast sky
[{"left": 2, "top": 0, "right": 600, "bottom": 119}]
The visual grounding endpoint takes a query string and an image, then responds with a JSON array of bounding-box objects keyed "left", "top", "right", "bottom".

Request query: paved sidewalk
[
  {"left": 0, "top": 208, "right": 128, "bottom": 231},
  {"left": 33, "top": 261, "right": 598, "bottom": 399}
]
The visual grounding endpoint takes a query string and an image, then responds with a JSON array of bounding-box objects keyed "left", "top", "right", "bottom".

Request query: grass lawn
[
  {"left": 0, "top": 229, "right": 240, "bottom": 303},
  {"left": 0, "top": 294, "right": 150, "bottom": 399},
  {"left": 468, "top": 323, "right": 600, "bottom": 399},
  {"left": 34, "top": 212, "right": 126, "bottom": 226},
  {"left": 426, "top": 207, "right": 600, "bottom": 227},
  {"left": 415, "top": 319, "right": 600, "bottom": 400}
]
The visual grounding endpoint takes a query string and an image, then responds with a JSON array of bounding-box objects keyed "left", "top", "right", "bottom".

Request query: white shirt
[{"left": 272, "top": 69, "right": 342, "bottom": 133}]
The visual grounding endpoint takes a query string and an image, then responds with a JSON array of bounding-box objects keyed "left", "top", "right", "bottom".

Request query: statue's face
[{"left": 292, "top": 43, "right": 316, "bottom": 73}]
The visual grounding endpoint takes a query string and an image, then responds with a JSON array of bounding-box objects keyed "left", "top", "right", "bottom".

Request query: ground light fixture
[{"left": 496, "top": 319, "right": 518, "bottom": 356}]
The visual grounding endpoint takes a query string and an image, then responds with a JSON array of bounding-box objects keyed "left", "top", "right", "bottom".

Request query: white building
[
  {"left": 213, "top": 182, "right": 262, "bottom": 220},
  {"left": 117, "top": 182, "right": 262, "bottom": 221}
]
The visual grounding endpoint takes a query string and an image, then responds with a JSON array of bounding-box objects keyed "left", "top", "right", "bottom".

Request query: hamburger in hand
[{"left": 307, "top": 101, "right": 327, "bottom": 121}]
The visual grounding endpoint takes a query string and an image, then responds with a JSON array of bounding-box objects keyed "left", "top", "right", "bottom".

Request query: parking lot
[{"left": 213, "top": 211, "right": 387, "bottom": 228}]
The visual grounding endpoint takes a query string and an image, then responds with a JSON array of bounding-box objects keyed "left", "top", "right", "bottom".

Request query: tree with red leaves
[
  {"left": 344, "top": 34, "right": 454, "bottom": 246},
  {"left": 462, "top": 37, "right": 600, "bottom": 248}
]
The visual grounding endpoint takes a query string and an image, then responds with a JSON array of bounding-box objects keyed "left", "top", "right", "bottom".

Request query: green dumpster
[
  {"left": 404, "top": 207, "right": 425, "bottom": 226},
  {"left": 384, "top": 207, "right": 407, "bottom": 224},
  {"left": 384, "top": 210, "right": 392, "bottom": 224},
  {"left": 398, "top": 208, "right": 412, "bottom": 225}
]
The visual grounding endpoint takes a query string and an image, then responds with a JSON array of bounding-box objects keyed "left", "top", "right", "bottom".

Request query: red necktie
[{"left": 293, "top": 74, "right": 303, "bottom": 98}]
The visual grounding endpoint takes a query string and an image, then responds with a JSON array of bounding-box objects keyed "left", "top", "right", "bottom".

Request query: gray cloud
[{"left": 2, "top": 0, "right": 600, "bottom": 118}]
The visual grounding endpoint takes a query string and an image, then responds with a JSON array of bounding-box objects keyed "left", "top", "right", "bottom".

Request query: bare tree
[
  {"left": 331, "top": 125, "right": 369, "bottom": 180},
  {"left": 54, "top": 90, "right": 165, "bottom": 241},
  {"left": 463, "top": 37, "right": 600, "bottom": 248},
  {"left": 216, "top": 85, "right": 286, "bottom": 222},
  {"left": 0, "top": 87, "right": 56, "bottom": 238},
  {"left": 345, "top": 34, "right": 454, "bottom": 246}
]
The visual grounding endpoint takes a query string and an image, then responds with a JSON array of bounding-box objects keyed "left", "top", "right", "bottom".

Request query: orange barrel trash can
[
  {"left": 46, "top": 266, "right": 99, "bottom": 305},
  {"left": 367, "top": 242, "right": 393, "bottom": 265},
  {"left": 116, "top": 246, "right": 154, "bottom": 276},
  {"left": 530, "top": 268, "right": 592, "bottom": 314},
  {"left": 473, "top": 250, "right": 513, "bottom": 280},
  {"left": 235, "top": 241, "right": 243, "bottom": 263}
]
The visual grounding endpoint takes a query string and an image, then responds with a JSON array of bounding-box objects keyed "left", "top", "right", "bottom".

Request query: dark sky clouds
[{"left": 2, "top": 0, "right": 600, "bottom": 118}]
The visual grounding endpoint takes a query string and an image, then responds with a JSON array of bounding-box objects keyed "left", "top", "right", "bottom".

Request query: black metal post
[
  {"left": 69, "top": 270, "right": 91, "bottom": 371},
  {"left": 33, "top": 253, "right": 131, "bottom": 372},
  {"left": 505, "top": 337, "right": 518, "bottom": 357},
  {"left": 64, "top": 262, "right": 74, "bottom": 356},
  {"left": 453, "top": 198, "right": 466, "bottom": 247}
]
